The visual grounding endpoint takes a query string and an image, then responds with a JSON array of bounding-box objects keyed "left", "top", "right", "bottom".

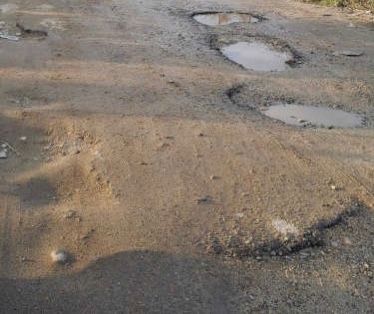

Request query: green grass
[{"left": 305, "top": 0, "right": 374, "bottom": 11}]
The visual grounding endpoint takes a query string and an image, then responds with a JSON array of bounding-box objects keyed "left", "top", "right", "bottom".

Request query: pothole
[
  {"left": 0, "top": 22, "right": 48, "bottom": 41},
  {"left": 220, "top": 41, "right": 293, "bottom": 72},
  {"left": 206, "top": 200, "right": 365, "bottom": 258},
  {"left": 262, "top": 103, "right": 364, "bottom": 128},
  {"left": 16, "top": 23, "right": 48, "bottom": 39},
  {"left": 193, "top": 12, "right": 260, "bottom": 26}
]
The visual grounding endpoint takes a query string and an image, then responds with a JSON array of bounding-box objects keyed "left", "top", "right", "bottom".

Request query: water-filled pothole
[
  {"left": 193, "top": 12, "right": 259, "bottom": 26},
  {"left": 220, "top": 41, "right": 292, "bottom": 72},
  {"left": 263, "top": 104, "right": 364, "bottom": 128}
]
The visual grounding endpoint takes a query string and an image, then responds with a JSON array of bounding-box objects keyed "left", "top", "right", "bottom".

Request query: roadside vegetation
[{"left": 306, "top": 0, "right": 374, "bottom": 11}]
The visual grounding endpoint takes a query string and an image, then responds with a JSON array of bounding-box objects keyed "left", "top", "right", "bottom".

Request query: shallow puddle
[
  {"left": 263, "top": 104, "right": 364, "bottom": 128},
  {"left": 221, "top": 42, "right": 291, "bottom": 72},
  {"left": 193, "top": 13, "right": 259, "bottom": 26}
]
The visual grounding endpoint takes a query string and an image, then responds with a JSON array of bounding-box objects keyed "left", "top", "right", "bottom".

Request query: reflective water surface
[
  {"left": 193, "top": 13, "right": 259, "bottom": 26},
  {"left": 263, "top": 104, "right": 364, "bottom": 128},
  {"left": 221, "top": 41, "right": 291, "bottom": 72}
]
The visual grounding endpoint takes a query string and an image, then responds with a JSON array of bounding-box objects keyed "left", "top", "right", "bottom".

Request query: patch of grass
[{"left": 305, "top": 0, "right": 374, "bottom": 11}]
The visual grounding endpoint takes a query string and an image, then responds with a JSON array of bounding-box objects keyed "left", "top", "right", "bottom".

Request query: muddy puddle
[
  {"left": 263, "top": 104, "right": 364, "bottom": 128},
  {"left": 193, "top": 13, "right": 259, "bottom": 26},
  {"left": 221, "top": 42, "right": 292, "bottom": 72}
]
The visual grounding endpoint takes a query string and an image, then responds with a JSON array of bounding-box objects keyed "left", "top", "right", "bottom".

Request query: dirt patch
[{"left": 17, "top": 177, "right": 57, "bottom": 208}]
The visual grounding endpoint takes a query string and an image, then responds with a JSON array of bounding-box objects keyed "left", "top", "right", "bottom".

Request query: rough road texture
[{"left": 0, "top": 0, "right": 373, "bottom": 313}]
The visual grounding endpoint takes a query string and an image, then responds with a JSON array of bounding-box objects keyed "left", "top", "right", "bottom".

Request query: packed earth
[{"left": 0, "top": 0, "right": 373, "bottom": 312}]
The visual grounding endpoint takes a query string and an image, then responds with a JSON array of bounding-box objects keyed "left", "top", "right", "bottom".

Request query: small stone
[
  {"left": 19, "top": 136, "right": 27, "bottom": 142},
  {"left": 0, "top": 148, "right": 8, "bottom": 159},
  {"left": 64, "top": 210, "right": 77, "bottom": 219},
  {"left": 235, "top": 213, "right": 244, "bottom": 219},
  {"left": 50, "top": 250, "right": 69, "bottom": 264},
  {"left": 272, "top": 219, "right": 299, "bottom": 236},
  {"left": 331, "top": 241, "right": 339, "bottom": 248},
  {"left": 210, "top": 175, "right": 219, "bottom": 180},
  {"left": 343, "top": 237, "right": 352, "bottom": 245},
  {"left": 331, "top": 185, "right": 337, "bottom": 191},
  {"left": 208, "top": 237, "right": 223, "bottom": 254},
  {"left": 197, "top": 196, "right": 212, "bottom": 204}
]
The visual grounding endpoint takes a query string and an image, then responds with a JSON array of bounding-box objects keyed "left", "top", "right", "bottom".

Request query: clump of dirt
[{"left": 1, "top": 111, "right": 113, "bottom": 211}]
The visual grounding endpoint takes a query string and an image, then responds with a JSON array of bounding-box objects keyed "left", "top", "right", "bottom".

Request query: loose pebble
[
  {"left": 0, "top": 149, "right": 8, "bottom": 159},
  {"left": 64, "top": 210, "right": 77, "bottom": 219},
  {"left": 50, "top": 250, "right": 69, "bottom": 264},
  {"left": 331, "top": 241, "right": 339, "bottom": 248}
]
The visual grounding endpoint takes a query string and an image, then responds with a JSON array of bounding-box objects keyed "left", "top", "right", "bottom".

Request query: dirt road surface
[{"left": 0, "top": 0, "right": 373, "bottom": 312}]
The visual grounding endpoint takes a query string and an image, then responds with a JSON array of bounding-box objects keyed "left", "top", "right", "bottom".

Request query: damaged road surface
[{"left": 0, "top": 0, "right": 373, "bottom": 313}]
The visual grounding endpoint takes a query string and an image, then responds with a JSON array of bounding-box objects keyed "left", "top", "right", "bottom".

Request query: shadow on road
[{"left": 0, "top": 250, "right": 236, "bottom": 313}]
